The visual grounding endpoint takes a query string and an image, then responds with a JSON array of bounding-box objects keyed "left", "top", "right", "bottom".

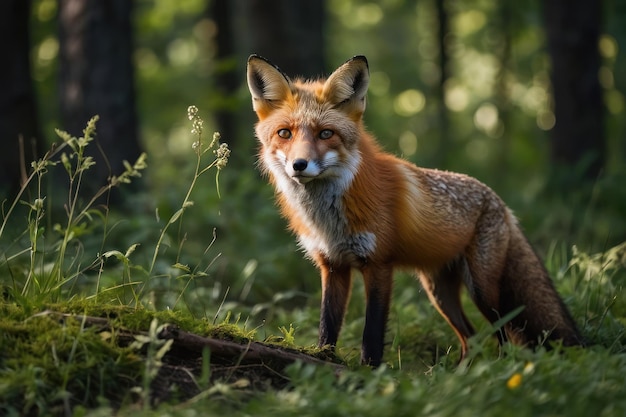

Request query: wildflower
[
  {"left": 506, "top": 373, "right": 523, "bottom": 390},
  {"left": 214, "top": 143, "right": 230, "bottom": 170},
  {"left": 208, "top": 131, "right": 221, "bottom": 150},
  {"left": 187, "top": 105, "right": 198, "bottom": 120},
  {"left": 34, "top": 198, "right": 45, "bottom": 210},
  {"left": 523, "top": 362, "right": 535, "bottom": 375},
  {"left": 191, "top": 118, "right": 203, "bottom": 136}
]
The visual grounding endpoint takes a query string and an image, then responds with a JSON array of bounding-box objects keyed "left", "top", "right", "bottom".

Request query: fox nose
[{"left": 292, "top": 158, "right": 308, "bottom": 172}]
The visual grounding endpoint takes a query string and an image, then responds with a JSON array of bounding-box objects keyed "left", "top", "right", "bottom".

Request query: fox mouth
[{"left": 291, "top": 173, "right": 316, "bottom": 184}]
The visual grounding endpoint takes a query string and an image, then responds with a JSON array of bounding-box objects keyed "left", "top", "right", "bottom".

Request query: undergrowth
[
  {"left": 0, "top": 106, "right": 237, "bottom": 415},
  {"left": 0, "top": 108, "right": 625, "bottom": 416}
]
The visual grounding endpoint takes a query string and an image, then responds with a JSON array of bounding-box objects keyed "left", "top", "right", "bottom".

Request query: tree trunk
[
  {"left": 543, "top": 0, "right": 605, "bottom": 184},
  {"left": 218, "top": 0, "right": 326, "bottom": 167},
  {"left": 242, "top": 0, "right": 326, "bottom": 78},
  {"left": 0, "top": 0, "right": 44, "bottom": 197},
  {"left": 435, "top": 0, "right": 450, "bottom": 167},
  {"left": 58, "top": 0, "right": 141, "bottom": 198},
  {"left": 209, "top": 0, "right": 239, "bottom": 151},
  {"left": 493, "top": 1, "right": 512, "bottom": 188}
]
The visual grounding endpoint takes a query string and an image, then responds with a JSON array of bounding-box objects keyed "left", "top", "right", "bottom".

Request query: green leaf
[
  {"left": 124, "top": 244, "right": 140, "bottom": 258},
  {"left": 172, "top": 263, "right": 191, "bottom": 273},
  {"left": 102, "top": 250, "right": 127, "bottom": 262}
]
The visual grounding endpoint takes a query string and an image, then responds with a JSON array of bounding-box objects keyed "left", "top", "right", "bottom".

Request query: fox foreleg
[
  {"left": 318, "top": 261, "right": 352, "bottom": 350},
  {"left": 361, "top": 264, "right": 393, "bottom": 366}
]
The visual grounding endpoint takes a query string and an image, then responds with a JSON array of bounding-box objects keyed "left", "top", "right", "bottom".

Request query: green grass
[{"left": 1, "top": 111, "right": 625, "bottom": 416}]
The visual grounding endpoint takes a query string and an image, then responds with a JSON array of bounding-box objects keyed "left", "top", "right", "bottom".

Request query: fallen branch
[
  {"left": 39, "top": 311, "right": 345, "bottom": 372},
  {"left": 156, "top": 323, "right": 345, "bottom": 371}
]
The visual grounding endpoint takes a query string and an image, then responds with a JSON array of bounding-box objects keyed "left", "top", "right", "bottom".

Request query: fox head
[{"left": 246, "top": 55, "right": 370, "bottom": 189}]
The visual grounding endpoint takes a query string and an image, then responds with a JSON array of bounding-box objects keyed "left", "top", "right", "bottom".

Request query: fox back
[{"left": 247, "top": 54, "right": 583, "bottom": 366}]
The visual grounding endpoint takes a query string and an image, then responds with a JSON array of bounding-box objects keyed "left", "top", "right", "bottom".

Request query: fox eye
[
  {"left": 319, "top": 129, "right": 334, "bottom": 140},
  {"left": 277, "top": 129, "right": 292, "bottom": 139}
]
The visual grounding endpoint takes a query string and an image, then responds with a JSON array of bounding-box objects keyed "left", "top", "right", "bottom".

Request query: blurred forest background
[{"left": 1, "top": 0, "right": 625, "bottom": 312}]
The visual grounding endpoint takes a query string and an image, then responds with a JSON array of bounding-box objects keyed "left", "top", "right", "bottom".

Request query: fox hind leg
[
  {"left": 418, "top": 260, "right": 476, "bottom": 361},
  {"left": 463, "top": 208, "right": 583, "bottom": 348}
]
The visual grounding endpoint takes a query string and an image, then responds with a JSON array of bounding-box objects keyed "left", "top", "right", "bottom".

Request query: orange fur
[{"left": 247, "top": 54, "right": 583, "bottom": 366}]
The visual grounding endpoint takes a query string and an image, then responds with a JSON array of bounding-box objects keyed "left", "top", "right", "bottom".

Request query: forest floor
[{"left": 2, "top": 282, "right": 626, "bottom": 417}]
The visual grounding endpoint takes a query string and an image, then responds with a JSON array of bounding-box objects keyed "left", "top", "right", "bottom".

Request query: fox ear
[
  {"left": 323, "top": 55, "right": 370, "bottom": 112},
  {"left": 247, "top": 54, "right": 292, "bottom": 115}
]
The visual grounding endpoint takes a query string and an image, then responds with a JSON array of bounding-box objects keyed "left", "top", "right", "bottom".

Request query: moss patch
[{"left": 0, "top": 304, "right": 142, "bottom": 415}]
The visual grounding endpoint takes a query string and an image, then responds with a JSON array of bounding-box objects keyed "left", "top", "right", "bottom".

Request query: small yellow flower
[{"left": 507, "top": 373, "right": 523, "bottom": 390}]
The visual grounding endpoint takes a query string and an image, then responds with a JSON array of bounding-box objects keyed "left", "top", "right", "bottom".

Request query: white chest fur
[{"left": 278, "top": 177, "right": 376, "bottom": 266}]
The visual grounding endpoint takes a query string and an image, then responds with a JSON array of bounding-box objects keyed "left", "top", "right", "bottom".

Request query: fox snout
[
  {"left": 276, "top": 147, "right": 352, "bottom": 186},
  {"left": 273, "top": 138, "right": 327, "bottom": 183},
  {"left": 282, "top": 154, "right": 322, "bottom": 184}
]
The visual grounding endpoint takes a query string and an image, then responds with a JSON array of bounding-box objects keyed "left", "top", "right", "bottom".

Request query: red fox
[{"left": 246, "top": 54, "right": 583, "bottom": 366}]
